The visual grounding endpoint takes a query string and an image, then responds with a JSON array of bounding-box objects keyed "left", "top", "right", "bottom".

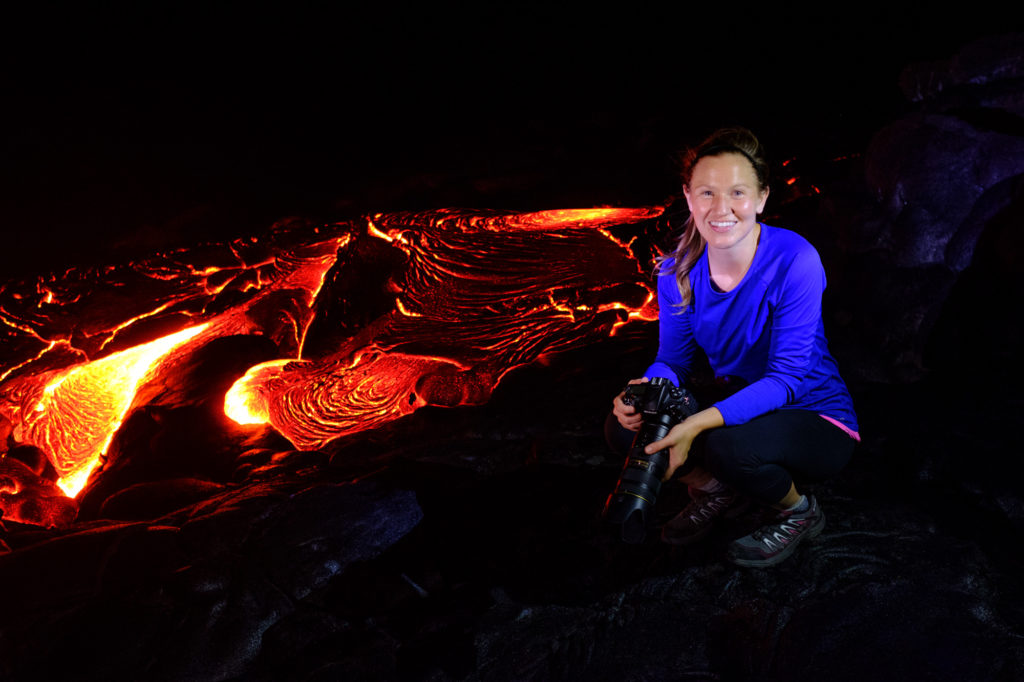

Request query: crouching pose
[{"left": 609, "top": 127, "right": 859, "bottom": 567}]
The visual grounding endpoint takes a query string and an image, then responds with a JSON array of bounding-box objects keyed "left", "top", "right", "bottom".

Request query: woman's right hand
[{"left": 612, "top": 377, "right": 649, "bottom": 432}]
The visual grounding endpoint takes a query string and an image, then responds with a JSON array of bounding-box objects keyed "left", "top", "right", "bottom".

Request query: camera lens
[{"left": 603, "top": 412, "right": 674, "bottom": 543}]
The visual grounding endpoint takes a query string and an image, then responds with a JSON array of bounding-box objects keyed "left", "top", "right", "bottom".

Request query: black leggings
[{"left": 605, "top": 409, "right": 856, "bottom": 504}]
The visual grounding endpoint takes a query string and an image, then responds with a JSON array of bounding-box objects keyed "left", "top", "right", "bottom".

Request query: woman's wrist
[{"left": 685, "top": 406, "right": 724, "bottom": 435}]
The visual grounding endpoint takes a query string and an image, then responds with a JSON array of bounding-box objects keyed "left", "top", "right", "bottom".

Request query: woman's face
[{"left": 683, "top": 152, "right": 768, "bottom": 256}]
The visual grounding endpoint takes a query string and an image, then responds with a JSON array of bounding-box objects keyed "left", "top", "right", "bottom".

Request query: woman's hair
[{"left": 662, "top": 127, "right": 770, "bottom": 307}]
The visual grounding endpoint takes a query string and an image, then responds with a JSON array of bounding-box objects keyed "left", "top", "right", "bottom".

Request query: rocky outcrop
[{"left": 819, "top": 33, "right": 1024, "bottom": 384}]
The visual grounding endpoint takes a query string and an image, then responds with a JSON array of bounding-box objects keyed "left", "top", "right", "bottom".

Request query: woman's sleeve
[
  {"left": 714, "top": 246, "right": 825, "bottom": 425},
  {"left": 644, "top": 265, "right": 697, "bottom": 387}
]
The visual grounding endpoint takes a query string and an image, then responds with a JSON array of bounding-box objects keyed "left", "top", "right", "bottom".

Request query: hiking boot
[
  {"left": 728, "top": 495, "right": 825, "bottom": 567},
  {"left": 661, "top": 486, "right": 750, "bottom": 545}
]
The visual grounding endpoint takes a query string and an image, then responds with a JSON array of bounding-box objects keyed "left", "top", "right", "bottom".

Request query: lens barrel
[{"left": 602, "top": 411, "right": 674, "bottom": 543}]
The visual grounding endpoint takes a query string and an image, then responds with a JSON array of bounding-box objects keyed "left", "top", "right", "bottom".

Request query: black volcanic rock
[
  {"left": 899, "top": 32, "right": 1024, "bottom": 114},
  {"left": 0, "top": 476, "right": 422, "bottom": 681},
  {"left": 862, "top": 114, "right": 1024, "bottom": 271},
  {"left": 96, "top": 477, "right": 229, "bottom": 521},
  {"left": 821, "top": 115, "right": 1024, "bottom": 382}
]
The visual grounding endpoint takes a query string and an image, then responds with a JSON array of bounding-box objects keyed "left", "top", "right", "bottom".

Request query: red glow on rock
[{"left": 0, "top": 456, "right": 77, "bottom": 528}]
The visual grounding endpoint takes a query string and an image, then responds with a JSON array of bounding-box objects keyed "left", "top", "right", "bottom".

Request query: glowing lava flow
[
  {"left": 22, "top": 324, "right": 209, "bottom": 496},
  {"left": 225, "top": 207, "right": 663, "bottom": 450},
  {"left": 0, "top": 207, "right": 662, "bottom": 523},
  {"left": 0, "top": 223, "right": 351, "bottom": 517}
]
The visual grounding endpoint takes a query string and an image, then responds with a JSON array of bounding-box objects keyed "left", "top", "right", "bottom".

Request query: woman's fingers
[
  {"left": 613, "top": 377, "right": 652, "bottom": 431},
  {"left": 645, "top": 437, "right": 669, "bottom": 455}
]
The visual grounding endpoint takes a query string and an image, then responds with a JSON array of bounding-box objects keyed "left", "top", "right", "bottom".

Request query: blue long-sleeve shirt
[{"left": 645, "top": 224, "right": 859, "bottom": 433}]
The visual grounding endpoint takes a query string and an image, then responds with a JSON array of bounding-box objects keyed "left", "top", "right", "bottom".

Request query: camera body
[{"left": 603, "top": 377, "right": 699, "bottom": 543}]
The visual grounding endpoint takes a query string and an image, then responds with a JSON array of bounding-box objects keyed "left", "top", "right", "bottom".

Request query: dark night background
[
  {"left": 3, "top": 5, "right": 1024, "bottom": 681},
  {"left": 0, "top": 7, "right": 1010, "bottom": 277}
]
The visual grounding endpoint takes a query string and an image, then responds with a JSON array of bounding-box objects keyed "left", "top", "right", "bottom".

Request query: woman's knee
[{"left": 703, "top": 428, "right": 761, "bottom": 479}]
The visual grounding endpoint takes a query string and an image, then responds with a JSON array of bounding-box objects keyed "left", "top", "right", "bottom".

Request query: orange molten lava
[
  {"left": 0, "top": 224, "right": 351, "bottom": 513},
  {"left": 24, "top": 324, "right": 209, "bottom": 496},
  {"left": 1, "top": 207, "right": 663, "bottom": 522},
  {"left": 224, "top": 206, "right": 663, "bottom": 450}
]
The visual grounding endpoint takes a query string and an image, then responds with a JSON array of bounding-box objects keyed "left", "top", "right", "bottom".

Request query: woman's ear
[
  {"left": 756, "top": 186, "right": 770, "bottom": 214},
  {"left": 682, "top": 185, "right": 693, "bottom": 212}
]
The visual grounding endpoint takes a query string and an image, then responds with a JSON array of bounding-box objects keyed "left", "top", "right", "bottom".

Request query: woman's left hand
[
  {"left": 645, "top": 421, "right": 699, "bottom": 481},
  {"left": 644, "top": 406, "right": 725, "bottom": 481}
]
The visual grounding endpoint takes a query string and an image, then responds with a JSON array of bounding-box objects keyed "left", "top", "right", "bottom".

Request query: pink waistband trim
[{"left": 819, "top": 414, "right": 861, "bottom": 441}]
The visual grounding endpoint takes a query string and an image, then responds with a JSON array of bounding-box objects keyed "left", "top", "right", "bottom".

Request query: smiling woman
[{"left": 608, "top": 127, "right": 860, "bottom": 567}]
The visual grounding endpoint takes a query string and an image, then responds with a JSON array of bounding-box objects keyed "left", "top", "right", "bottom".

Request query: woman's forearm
[{"left": 685, "top": 406, "right": 725, "bottom": 434}]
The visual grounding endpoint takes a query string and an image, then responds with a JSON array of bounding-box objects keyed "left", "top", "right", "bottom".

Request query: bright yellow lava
[
  {"left": 26, "top": 324, "right": 209, "bottom": 497},
  {"left": 223, "top": 359, "right": 291, "bottom": 426}
]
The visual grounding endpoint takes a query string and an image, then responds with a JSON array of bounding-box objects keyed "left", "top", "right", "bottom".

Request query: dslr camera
[{"left": 603, "top": 377, "right": 699, "bottom": 543}]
